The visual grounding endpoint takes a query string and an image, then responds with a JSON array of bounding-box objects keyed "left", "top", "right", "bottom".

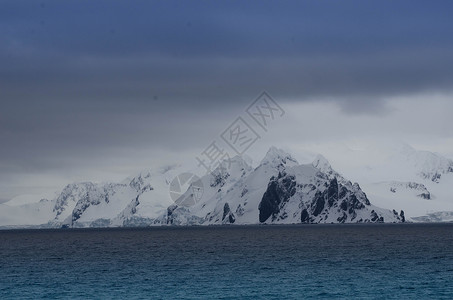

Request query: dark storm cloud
[
  {"left": 1, "top": 0, "right": 453, "bottom": 201},
  {"left": 2, "top": 0, "right": 453, "bottom": 107}
]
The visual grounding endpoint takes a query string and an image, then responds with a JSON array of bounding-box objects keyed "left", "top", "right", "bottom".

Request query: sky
[{"left": 1, "top": 0, "right": 453, "bottom": 203}]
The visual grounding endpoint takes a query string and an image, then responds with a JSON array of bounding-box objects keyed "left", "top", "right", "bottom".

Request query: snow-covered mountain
[
  {"left": 167, "top": 148, "right": 403, "bottom": 225},
  {"left": 326, "top": 143, "right": 453, "bottom": 221},
  {"left": 411, "top": 211, "right": 453, "bottom": 223},
  {"left": 0, "top": 147, "right": 405, "bottom": 228},
  {"left": 388, "top": 143, "right": 453, "bottom": 184},
  {"left": 0, "top": 166, "right": 181, "bottom": 228}
]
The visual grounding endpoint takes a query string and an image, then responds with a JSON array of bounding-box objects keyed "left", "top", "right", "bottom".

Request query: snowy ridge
[
  {"left": 352, "top": 143, "right": 453, "bottom": 221},
  {"left": 166, "top": 148, "right": 403, "bottom": 225},
  {"left": 412, "top": 211, "right": 453, "bottom": 223},
  {"left": 378, "top": 181, "right": 431, "bottom": 200},
  {"left": 400, "top": 144, "right": 453, "bottom": 183},
  {"left": 1, "top": 167, "right": 178, "bottom": 228},
  {"left": 6, "top": 144, "right": 453, "bottom": 227}
]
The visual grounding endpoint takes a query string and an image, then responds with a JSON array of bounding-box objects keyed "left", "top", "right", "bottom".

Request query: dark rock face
[
  {"left": 311, "top": 192, "right": 325, "bottom": 217},
  {"left": 260, "top": 170, "right": 394, "bottom": 224},
  {"left": 235, "top": 204, "right": 244, "bottom": 216},
  {"left": 337, "top": 212, "right": 347, "bottom": 223},
  {"left": 129, "top": 174, "right": 153, "bottom": 193},
  {"left": 258, "top": 169, "right": 398, "bottom": 224},
  {"left": 259, "top": 173, "right": 296, "bottom": 222},
  {"left": 418, "top": 193, "right": 431, "bottom": 200},
  {"left": 71, "top": 187, "right": 103, "bottom": 224},
  {"left": 222, "top": 202, "right": 236, "bottom": 224},
  {"left": 210, "top": 170, "right": 230, "bottom": 188},
  {"left": 131, "top": 196, "right": 139, "bottom": 215},
  {"left": 352, "top": 183, "right": 371, "bottom": 206},
  {"left": 370, "top": 210, "right": 384, "bottom": 222},
  {"left": 222, "top": 203, "right": 230, "bottom": 221},
  {"left": 326, "top": 178, "right": 339, "bottom": 207},
  {"left": 432, "top": 173, "right": 442, "bottom": 183},
  {"left": 54, "top": 183, "right": 98, "bottom": 217},
  {"left": 167, "top": 204, "right": 178, "bottom": 224},
  {"left": 370, "top": 210, "right": 379, "bottom": 222},
  {"left": 72, "top": 201, "right": 90, "bottom": 224},
  {"left": 301, "top": 178, "right": 371, "bottom": 223},
  {"left": 389, "top": 182, "right": 431, "bottom": 201},
  {"left": 338, "top": 186, "right": 348, "bottom": 200},
  {"left": 228, "top": 213, "right": 236, "bottom": 224},
  {"left": 400, "top": 210, "right": 405, "bottom": 222},
  {"left": 340, "top": 194, "right": 365, "bottom": 213},
  {"left": 301, "top": 209, "right": 310, "bottom": 223}
]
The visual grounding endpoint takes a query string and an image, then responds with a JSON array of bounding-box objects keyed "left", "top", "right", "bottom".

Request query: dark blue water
[{"left": 1, "top": 224, "right": 453, "bottom": 299}]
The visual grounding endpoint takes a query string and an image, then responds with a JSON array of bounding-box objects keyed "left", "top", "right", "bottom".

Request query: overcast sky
[{"left": 1, "top": 0, "right": 453, "bottom": 202}]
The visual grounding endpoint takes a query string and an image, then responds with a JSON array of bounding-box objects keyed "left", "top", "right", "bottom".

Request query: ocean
[{"left": 1, "top": 224, "right": 453, "bottom": 299}]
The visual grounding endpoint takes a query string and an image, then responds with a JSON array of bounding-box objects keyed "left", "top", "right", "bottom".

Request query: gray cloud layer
[{"left": 1, "top": 0, "right": 453, "bottom": 201}]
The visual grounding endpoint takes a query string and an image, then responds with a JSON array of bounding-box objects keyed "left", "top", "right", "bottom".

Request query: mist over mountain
[{"left": 6, "top": 144, "right": 453, "bottom": 228}]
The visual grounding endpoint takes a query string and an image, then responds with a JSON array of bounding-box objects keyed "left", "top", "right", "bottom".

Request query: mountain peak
[
  {"left": 312, "top": 154, "right": 331, "bottom": 171},
  {"left": 393, "top": 143, "right": 453, "bottom": 182},
  {"left": 210, "top": 154, "right": 251, "bottom": 173},
  {"left": 260, "top": 147, "right": 298, "bottom": 168},
  {"left": 311, "top": 154, "right": 347, "bottom": 183}
]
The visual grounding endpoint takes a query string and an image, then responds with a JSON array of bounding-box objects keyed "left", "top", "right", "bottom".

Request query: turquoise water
[{"left": 1, "top": 224, "right": 453, "bottom": 299}]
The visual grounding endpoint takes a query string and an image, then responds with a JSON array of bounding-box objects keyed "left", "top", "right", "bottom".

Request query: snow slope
[
  {"left": 167, "top": 147, "right": 403, "bottom": 225},
  {"left": 318, "top": 142, "right": 453, "bottom": 220},
  {"left": 0, "top": 165, "right": 181, "bottom": 228},
  {"left": 3, "top": 144, "right": 452, "bottom": 227}
]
